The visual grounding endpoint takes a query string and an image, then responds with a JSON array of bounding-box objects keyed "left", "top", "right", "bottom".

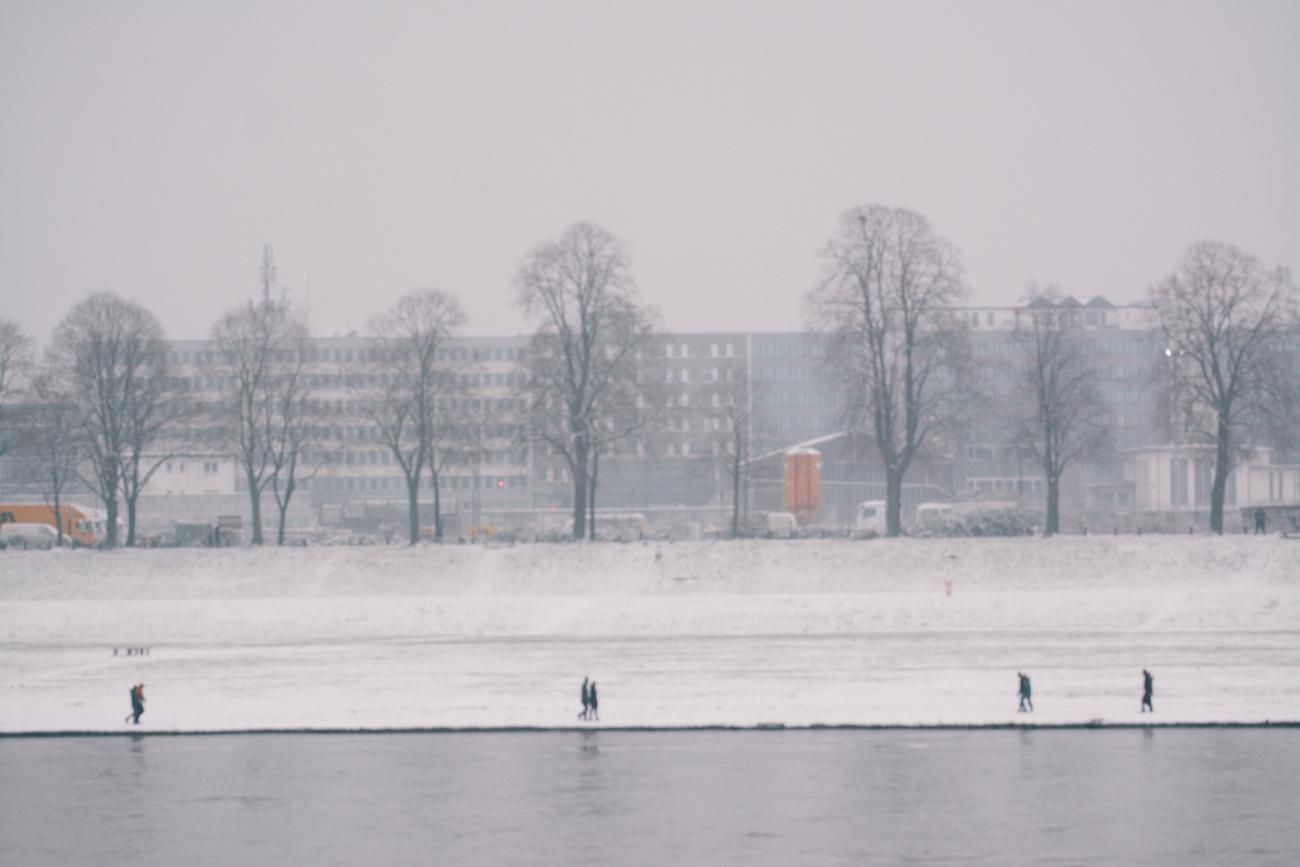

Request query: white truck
[{"left": 855, "top": 500, "right": 886, "bottom": 534}]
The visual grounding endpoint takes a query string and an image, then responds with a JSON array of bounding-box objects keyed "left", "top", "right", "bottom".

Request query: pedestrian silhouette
[
  {"left": 578, "top": 677, "right": 590, "bottom": 720},
  {"left": 1254, "top": 509, "right": 1267, "bottom": 535},
  {"left": 124, "top": 683, "right": 146, "bottom": 725},
  {"left": 1141, "top": 669, "right": 1154, "bottom": 713},
  {"left": 1017, "top": 673, "right": 1033, "bottom": 713},
  {"left": 589, "top": 681, "right": 599, "bottom": 721}
]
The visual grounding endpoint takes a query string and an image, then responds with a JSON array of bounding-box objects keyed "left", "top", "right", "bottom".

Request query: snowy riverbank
[{"left": 2, "top": 537, "right": 1297, "bottom": 733}]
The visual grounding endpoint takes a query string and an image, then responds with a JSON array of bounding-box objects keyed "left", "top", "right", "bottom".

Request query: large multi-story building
[{"left": 5, "top": 295, "right": 1296, "bottom": 536}]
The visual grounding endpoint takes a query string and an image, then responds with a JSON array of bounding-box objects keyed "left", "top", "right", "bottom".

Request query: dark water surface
[{"left": 2, "top": 729, "right": 1297, "bottom": 866}]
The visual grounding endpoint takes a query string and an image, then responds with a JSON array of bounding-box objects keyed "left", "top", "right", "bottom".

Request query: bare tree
[
  {"left": 1010, "top": 294, "right": 1111, "bottom": 536},
  {"left": 701, "top": 364, "right": 757, "bottom": 538},
  {"left": 516, "top": 222, "right": 658, "bottom": 540},
  {"left": 27, "top": 370, "right": 81, "bottom": 546},
  {"left": 51, "top": 293, "right": 172, "bottom": 548},
  {"left": 1150, "top": 241, "right": 1299, "bottom": 533},
  {"left": 212, "top": 302, "right": 308, "bottom": 544},
  {"left": 267, "top": 331, "right": 323, "bottom": 545},
  {"left": 806, "top": 205, "right": 970, "bottom": 536},
  {"left": 0, "top": 319, "right": 35, "bottom": 460},
  {"left": 120, "top": 344, "right": 189, "bottom": 546},
  {"left": 363, "top": 290, "right": 466, "bottom": 545}
]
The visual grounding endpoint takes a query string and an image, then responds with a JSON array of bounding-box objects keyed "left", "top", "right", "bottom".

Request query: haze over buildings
[{"left": 3, "top": 0, "right": 1299, "bottom": 342}]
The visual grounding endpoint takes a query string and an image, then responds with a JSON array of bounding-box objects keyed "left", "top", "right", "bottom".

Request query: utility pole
[{"left": 260, "top": 244, "right": 277, "bottom": 308}]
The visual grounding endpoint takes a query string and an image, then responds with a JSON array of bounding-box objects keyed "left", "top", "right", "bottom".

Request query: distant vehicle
[
  {"left": 915, "top": 502, "right": 955, "bottom": 525},
  {"left": 563, "top": 513, "right": 648, "bottom": 541},
  {"left": 766, "top": 512, "right": 797, "bottom": 538},
  {"left": 855, "top": 500, "right": 886, "bottom": 534},
  {"left": 0, "top": 503, "right": 105, "bottom": 547},
  {"left": 0, "top": 522, "right": 59, "bottom": 550}
]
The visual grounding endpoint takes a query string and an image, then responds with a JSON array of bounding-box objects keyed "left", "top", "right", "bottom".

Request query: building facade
[{"left": 5, "top": 295, "right": 1296, "bottom": 536}]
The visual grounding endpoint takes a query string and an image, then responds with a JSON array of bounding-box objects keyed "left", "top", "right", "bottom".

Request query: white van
[
  {"left": 0, "top": 522, "right": 58, "bottom": 549},
  {"left": 855, "top": 500, "right": 886, "bottom": 534},
  {"left": 766, "top": 512, "right": 797, "bottom": 538}
]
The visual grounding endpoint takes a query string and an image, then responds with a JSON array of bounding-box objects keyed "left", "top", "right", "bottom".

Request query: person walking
[
  {"left": 124, "top": 683, "right": 146, "bottom": 725},
  {"left": 578, "top": 677, "right": 590, "bottom": 720},
  {"left": 1141, "top": 669, "right": 1154, "bottom": 713},
  {"left": 1017, "top": 673, "right": 1033, "bottom": 713},
  {"left": 588, "top": 681, "right": 599, "bottom": 721}
]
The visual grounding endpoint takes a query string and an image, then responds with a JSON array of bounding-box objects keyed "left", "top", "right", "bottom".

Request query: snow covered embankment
[{"left": 1, "top": 537, "right": 1297, "bottom": 732}]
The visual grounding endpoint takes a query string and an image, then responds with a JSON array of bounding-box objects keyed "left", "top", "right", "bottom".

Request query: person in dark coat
[
  {"left": 125, "top": 683, "right": 146, "bottom": 725},
  {"left": 1141, "top": 670, "right": 1154, "bottom": 713},
  {"left": 588, "top": 681, "right": 599, "bottom": 721},
  {"left": 1254, "top": 509, "right": 1267, "bottom": 535},
  {"left": 578, "top": 677, "right": 590, "bottom": 720},
  {"left": 1017, "top": 673, "right": 1033, "bottom": 712}
]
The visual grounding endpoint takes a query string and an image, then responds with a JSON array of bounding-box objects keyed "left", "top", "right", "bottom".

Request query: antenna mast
[{"left": 260, "top": 244, "right": 277, "bottom": 307}]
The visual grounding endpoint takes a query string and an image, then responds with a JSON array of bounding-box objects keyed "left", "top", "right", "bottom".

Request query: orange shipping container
[{"left": 783, "top": 449, "right": 822, "bottom": 521}]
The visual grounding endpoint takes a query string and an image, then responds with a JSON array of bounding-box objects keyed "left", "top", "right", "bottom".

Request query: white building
[{"left": 1125, "top": 444, "right": 1300, "bottom": 515}]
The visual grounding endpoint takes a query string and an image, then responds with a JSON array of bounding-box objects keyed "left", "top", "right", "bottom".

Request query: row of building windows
[
  {"left": 664, "top": 343, "right": 738, "bottom": 359},
  {"left": 758, "top": 390, "right": 840, "bottom": 408},
  {"left": 173, "top": 345, "right": 526, "bottom": 367},
  {"left": 295, "top": 474, "right": 530, "bottom": 494}
]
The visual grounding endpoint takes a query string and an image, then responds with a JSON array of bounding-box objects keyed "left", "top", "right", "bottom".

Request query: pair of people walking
[
  {"left": 578, "top": 677, "right": 599, "bottom": 721},
  {"left": 124, "top": 683, "right": 146, "bottom": 725}
]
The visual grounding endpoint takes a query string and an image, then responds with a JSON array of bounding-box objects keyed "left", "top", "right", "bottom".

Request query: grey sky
[{"left": 2, "top": 0, "right": 1297, "bottom": 343}]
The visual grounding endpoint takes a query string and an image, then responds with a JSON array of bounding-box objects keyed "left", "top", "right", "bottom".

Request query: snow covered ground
[{"left": 1, "top": 536, "right": 1297, "bottom": 733}]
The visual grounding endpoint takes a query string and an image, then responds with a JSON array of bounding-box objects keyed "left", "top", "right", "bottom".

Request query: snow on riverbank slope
[{"left": 2, "top": 537, "right": 1297, "bottom": 732}]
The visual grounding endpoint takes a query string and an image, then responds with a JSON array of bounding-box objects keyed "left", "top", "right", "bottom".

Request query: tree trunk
[
  {"left": 52, "top": 496, "right": 64, "bottom": 548},
  {"left": 571, "top": 438, "right": 589, "bottom": 541},
  {"left": 1210, "top": 414, "right": 1231, "bottom": 534},
  {"left": 275, "top": 480, "right": 294, "bottom": 546},
  {"left": 1045, "top": 474, "right": 1060, "bottom": 537},
  {"left": 246, "top": 467, "right": 264, "bottom": 545},
  {"left": 125, "top": 494, "right": 138, "bottom": 547},
  {"left": 105, "top": 496, "right": 119, "bottom": 549},
  {"left": 588, "top": 449, "right": 599, "bottom": 541},
  {"left": 731, "top": 444, "right": 742, "bottom": 539},
  {"left": 432, "top": 469, "right": 443, "bottom": 542},
  {"left": 885, "top": 467, "right": 903, "bottom": 537},
  {"left": 405, "top": 472, "right": 421, "bottom": 545}
]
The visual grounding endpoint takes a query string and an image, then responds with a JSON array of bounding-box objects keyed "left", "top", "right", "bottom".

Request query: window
[
  {"left": 1194, "top": 460, "right": 1212, "bottom": 506},
  {"left": 1170, "top": 458, "right": 1188, "bottom": 507},
  {"left": 726, "top": 343, "right": 735, "bottom": 358},
  {"left": 710, "top": 343, "right": 719, "bottom": 358},
  {"left": 666, "top": 344, "right": 675, "bottom": 359},
  {"left": 680, "top": 344, "right": 689, "bottom": 358}
]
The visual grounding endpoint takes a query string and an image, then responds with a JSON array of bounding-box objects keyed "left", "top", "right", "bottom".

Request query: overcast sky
[{"left": 2, "top": 0, "right": 1297, "bottom": 342}]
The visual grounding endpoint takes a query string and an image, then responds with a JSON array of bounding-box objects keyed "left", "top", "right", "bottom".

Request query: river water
[{"left": 2, "top": 729, "right": 1297, "bottom": 866}]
